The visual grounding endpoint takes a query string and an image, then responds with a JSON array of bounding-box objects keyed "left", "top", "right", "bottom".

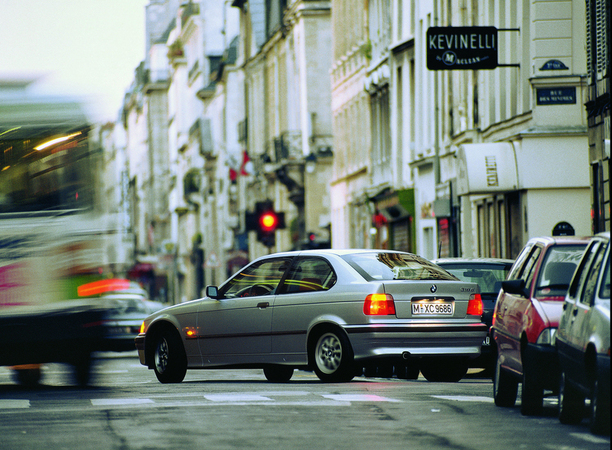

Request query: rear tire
[
  {"left": 493, "top": 354, "right": 518, "bottom": 407},
  {"left": 152, "top": 329, "right": 187, "bottom": 384},
  {"left": 263, "top": 365, "right": 294, "bottom": 383},
  {"left": 72, "top": 352, "right": 93, "bottom": 387},
  {"left": 558, "top": 370, "right": 585, "bottom": 425},
  {"left": 13, "top": 367, "right": 42, "bottom": 387},
  {"left": 311, "top": 328, "right": 354, "bottom": 382}
]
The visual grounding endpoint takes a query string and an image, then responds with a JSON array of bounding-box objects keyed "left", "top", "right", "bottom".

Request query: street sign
[
  {"left": 536, "top": 87, "right": 576, "bottom": 105},
  {"left": 427, "top": 27, "right": 498, "bottom": 70}
]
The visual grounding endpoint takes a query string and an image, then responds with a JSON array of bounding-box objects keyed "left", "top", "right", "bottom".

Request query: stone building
[{"left": 232, "top": 0, "right": 334, "bottom": 258}]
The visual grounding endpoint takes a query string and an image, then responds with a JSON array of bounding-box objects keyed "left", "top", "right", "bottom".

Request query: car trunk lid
[{"left": 382, "top": 280, "right": 480, "bottom": 319}]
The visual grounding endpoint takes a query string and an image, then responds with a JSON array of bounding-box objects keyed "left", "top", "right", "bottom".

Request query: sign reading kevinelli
[{"left": 427, "top": 26, "right": 498, "bottom": 70}]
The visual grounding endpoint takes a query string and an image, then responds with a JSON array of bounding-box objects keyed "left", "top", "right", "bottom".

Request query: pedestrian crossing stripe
[
  {"left": 2, "top": 394, "right": 508, "bottom": 410},
  {"left": 0, "top": 400, "right": 30, "bottom": 409},
  {"left": 0, "top": 392, "right": 402, "bottom": 410},
  {"left": 91, "top": 398, "right": 155, "bottom": 406}
]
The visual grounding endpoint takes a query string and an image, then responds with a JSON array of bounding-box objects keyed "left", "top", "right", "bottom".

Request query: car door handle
[
  {"left": 572, "top": 308, "right": 578, "bottom": 317},
  {"left": 257, "top": 302, "right": 270, "bottom": 309}
]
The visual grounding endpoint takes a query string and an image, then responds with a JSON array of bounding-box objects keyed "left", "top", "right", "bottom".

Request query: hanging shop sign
[{"left": 427, "top": 26, "right": 498, "bottom": 70}]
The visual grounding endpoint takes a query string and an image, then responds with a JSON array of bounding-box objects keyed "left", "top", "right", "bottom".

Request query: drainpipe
[{"left": 433, "top": 0, "right": 440, "bottom": 186}]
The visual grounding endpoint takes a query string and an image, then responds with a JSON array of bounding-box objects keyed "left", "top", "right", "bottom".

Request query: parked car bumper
[
  {"left": 345, "top": 322, "right": 488, "bottom": 361},
  {"left": 135, "top": 333, "right": 146, "bottom": 364}
]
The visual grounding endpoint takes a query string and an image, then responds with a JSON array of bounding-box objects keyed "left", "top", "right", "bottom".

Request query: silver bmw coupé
[{"left": 135, "top": 249, "right": 488, "bottom": 383}]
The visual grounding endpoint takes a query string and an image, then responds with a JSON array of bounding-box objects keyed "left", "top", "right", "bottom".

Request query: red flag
[{"left": 240, "top": 150, "right": 253, "bottom": 176}]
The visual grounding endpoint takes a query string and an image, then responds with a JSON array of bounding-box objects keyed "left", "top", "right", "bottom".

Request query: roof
[{"left": 433, "top": 257, "right": 515, "bottom": 265}]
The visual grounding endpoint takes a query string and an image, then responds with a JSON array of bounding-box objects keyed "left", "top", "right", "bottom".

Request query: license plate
[{"left": 411, "top": 301, "right": 454, "bottom": 315}]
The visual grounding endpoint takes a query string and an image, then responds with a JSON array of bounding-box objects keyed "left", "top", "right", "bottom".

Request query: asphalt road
[{"left": 0, "top": 352, "right": 609, "bottom": 450}]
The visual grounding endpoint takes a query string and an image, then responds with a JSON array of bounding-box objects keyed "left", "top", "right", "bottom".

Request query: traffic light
[
  {"left": 245, "top": 201, "right": 286, "bottom": 248},
  {"left": 259, "top": 211, "right": 279, "bottom": 233}
]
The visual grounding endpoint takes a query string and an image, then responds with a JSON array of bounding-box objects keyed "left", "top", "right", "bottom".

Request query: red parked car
[{"left": 491, "top": 236, "right": 589, "bottom": 415}]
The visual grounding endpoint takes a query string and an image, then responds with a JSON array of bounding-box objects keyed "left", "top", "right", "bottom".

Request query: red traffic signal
[{"left": 259, "top": 211, "right": 279, "bottom": 233}]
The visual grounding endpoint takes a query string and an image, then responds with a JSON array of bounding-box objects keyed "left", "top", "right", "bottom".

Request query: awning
[{"left": 456, "top": 143, "right": 518, "bottom": 195}]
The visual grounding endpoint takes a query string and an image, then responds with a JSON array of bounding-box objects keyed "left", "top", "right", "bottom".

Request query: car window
[
  {"left": 220, "top": 258, "right": 291, "bottom": 298},
  {"left": 599, "top": 255, "right": 610, "bottom": 300},
  {"left": 535, "top": 245, "right": 586, "bottom": 298},
  {"left": 441, "top": 263, "right": 511, "bottom": 294},
  {"left": 581, "top": 244, "right": 606, "bottom": 305},
  {"left": 278, "top": 257, "right": 337, "bottom": 294},
  {"left": 342, "top": 252, "right": 457, "bottom": 281},
  {"left": 567, "top": 240, "right": 601, "bottom": 300},
  {"left": 507, "top": 243, "right": 533, "bottom": 279},
  {"left": 521, "top": 246, "right": 542, "bottom": 287}
]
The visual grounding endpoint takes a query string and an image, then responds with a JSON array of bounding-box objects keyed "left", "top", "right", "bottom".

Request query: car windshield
[
  {"left": 342, "top": 252, "right": 458, "bottom": 281},
  {"left": 535, "top": 244, "right": 587, "bottom": 298},
  {"left": 440, "top": 263, "right": 510, "bottom": 293}
]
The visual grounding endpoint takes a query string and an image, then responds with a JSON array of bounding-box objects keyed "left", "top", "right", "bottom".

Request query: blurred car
[
  {"left": 491, "top": 236, "right": 589, "bottom": 415},
  {"left": 433, "top": 258, "right": 514, "bottom": 372},
  {"left": 135, "top": 249, "right": 487, "bottom": 383},
  {"left": 100, "top": 293, "right": 151, "bottom": 352},
  {"left": 108, "top": 280, "right": 166, "bottom": 314},
  {"left": 556, "top": 232, "right": 610, "bottom": 435}
]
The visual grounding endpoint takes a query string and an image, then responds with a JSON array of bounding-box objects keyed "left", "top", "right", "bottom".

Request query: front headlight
[{"left": 536, "top": 327, "right": 557, "bottom": 345}]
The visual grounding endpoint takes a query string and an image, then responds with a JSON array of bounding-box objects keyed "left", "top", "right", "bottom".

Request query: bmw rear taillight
[
  {"left": 364, "top": 294, "right": 396, "bottom": 315},
  {"left": 466, "top": 294, "right": 483, "bottom": 316}
]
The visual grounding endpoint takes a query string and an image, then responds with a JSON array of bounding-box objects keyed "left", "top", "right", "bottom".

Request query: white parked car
[{"left": 556, "top": 232, "right": 610, "bottom": 435}]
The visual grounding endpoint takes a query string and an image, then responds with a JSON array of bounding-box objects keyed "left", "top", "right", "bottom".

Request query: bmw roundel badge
[{"left": 430, "top": 285, "right": 437, "bottom": 293}]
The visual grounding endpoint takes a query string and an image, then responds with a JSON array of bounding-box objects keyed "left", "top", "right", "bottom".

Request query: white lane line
[
  {"left": 0, "top": 400, "right": 30, "bottom": 409},
  {"left": 203, "top": 394, "right": 273, "bottom": 402},
  {"left": 91, "top": 398, "right": 155, "bottom": 406},
  {"left": 569, "top": 433, "right": 610, "bottom": 444},
  {"left": 431, "top": 395, "right": 494, "bottom": 403},
  {"left": 321, "top": 394, "right": 402, "bottom": 403}
]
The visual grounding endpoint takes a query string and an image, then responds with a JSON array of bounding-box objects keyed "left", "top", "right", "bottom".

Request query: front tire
[
  {"left": 152, "top": 330, "right": 187, "bottom": 384},
  {"left": 558, "top": 370, "right": 584, "bottom": 425},
  {"left": 311, "top": 329, "right": 354, "bottom": 382},
  {"left": 493, "top": 353, "right": 518, "bottom": 407}
]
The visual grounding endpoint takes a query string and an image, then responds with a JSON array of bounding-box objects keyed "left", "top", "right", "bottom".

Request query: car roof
[
  {"left": 433, "top": 257, "right": 514, "bottom": 264},
  {"left": 526, "top": 236, "right": 591, "bottom": 247},
  {"left": 256, "top": 249, "right": 413, "bottom": 258}
]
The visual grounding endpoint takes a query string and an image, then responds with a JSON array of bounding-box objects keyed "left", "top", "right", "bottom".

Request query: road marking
[
  {"left": 322, "top": 394, "right": 402, "bottom": 403},
  {"left": 204, "top": 394, "right": 273, "bottom": 402},
  {"left": 431, "top": 395, "right": 493, "bottom": 403},
  {"left": 569, "top": 433, "right": 610, "bottom": 445},
  {"left": 0, "top": 400, "right": 30, "bottom": 409},
  {"left": 0, "top": 392, "right": 403, "bottom": 412},
  {"left": 91, "top": 398, "right": 154, "bottom": 406}
]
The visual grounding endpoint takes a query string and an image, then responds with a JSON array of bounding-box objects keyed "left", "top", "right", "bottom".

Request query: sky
[{"left": 0, "top": 0, "right": 149, "bottom": 123}]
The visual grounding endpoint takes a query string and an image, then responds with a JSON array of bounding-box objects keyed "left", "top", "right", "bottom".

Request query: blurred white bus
[{"left": 0, "top": 81, "right": 110, "bottom": 385}]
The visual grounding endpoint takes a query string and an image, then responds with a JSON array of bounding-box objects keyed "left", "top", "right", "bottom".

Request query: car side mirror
[
  {"left": 206, "top": 285, "right": 219, "bottom": 299},
  {"left": 501, "top": 279, "right": 528, "bottom": 297}
]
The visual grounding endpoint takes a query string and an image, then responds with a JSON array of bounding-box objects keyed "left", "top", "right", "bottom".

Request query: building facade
[{"left": 106, "top": 0, "right": 602, "bottom": 304}]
